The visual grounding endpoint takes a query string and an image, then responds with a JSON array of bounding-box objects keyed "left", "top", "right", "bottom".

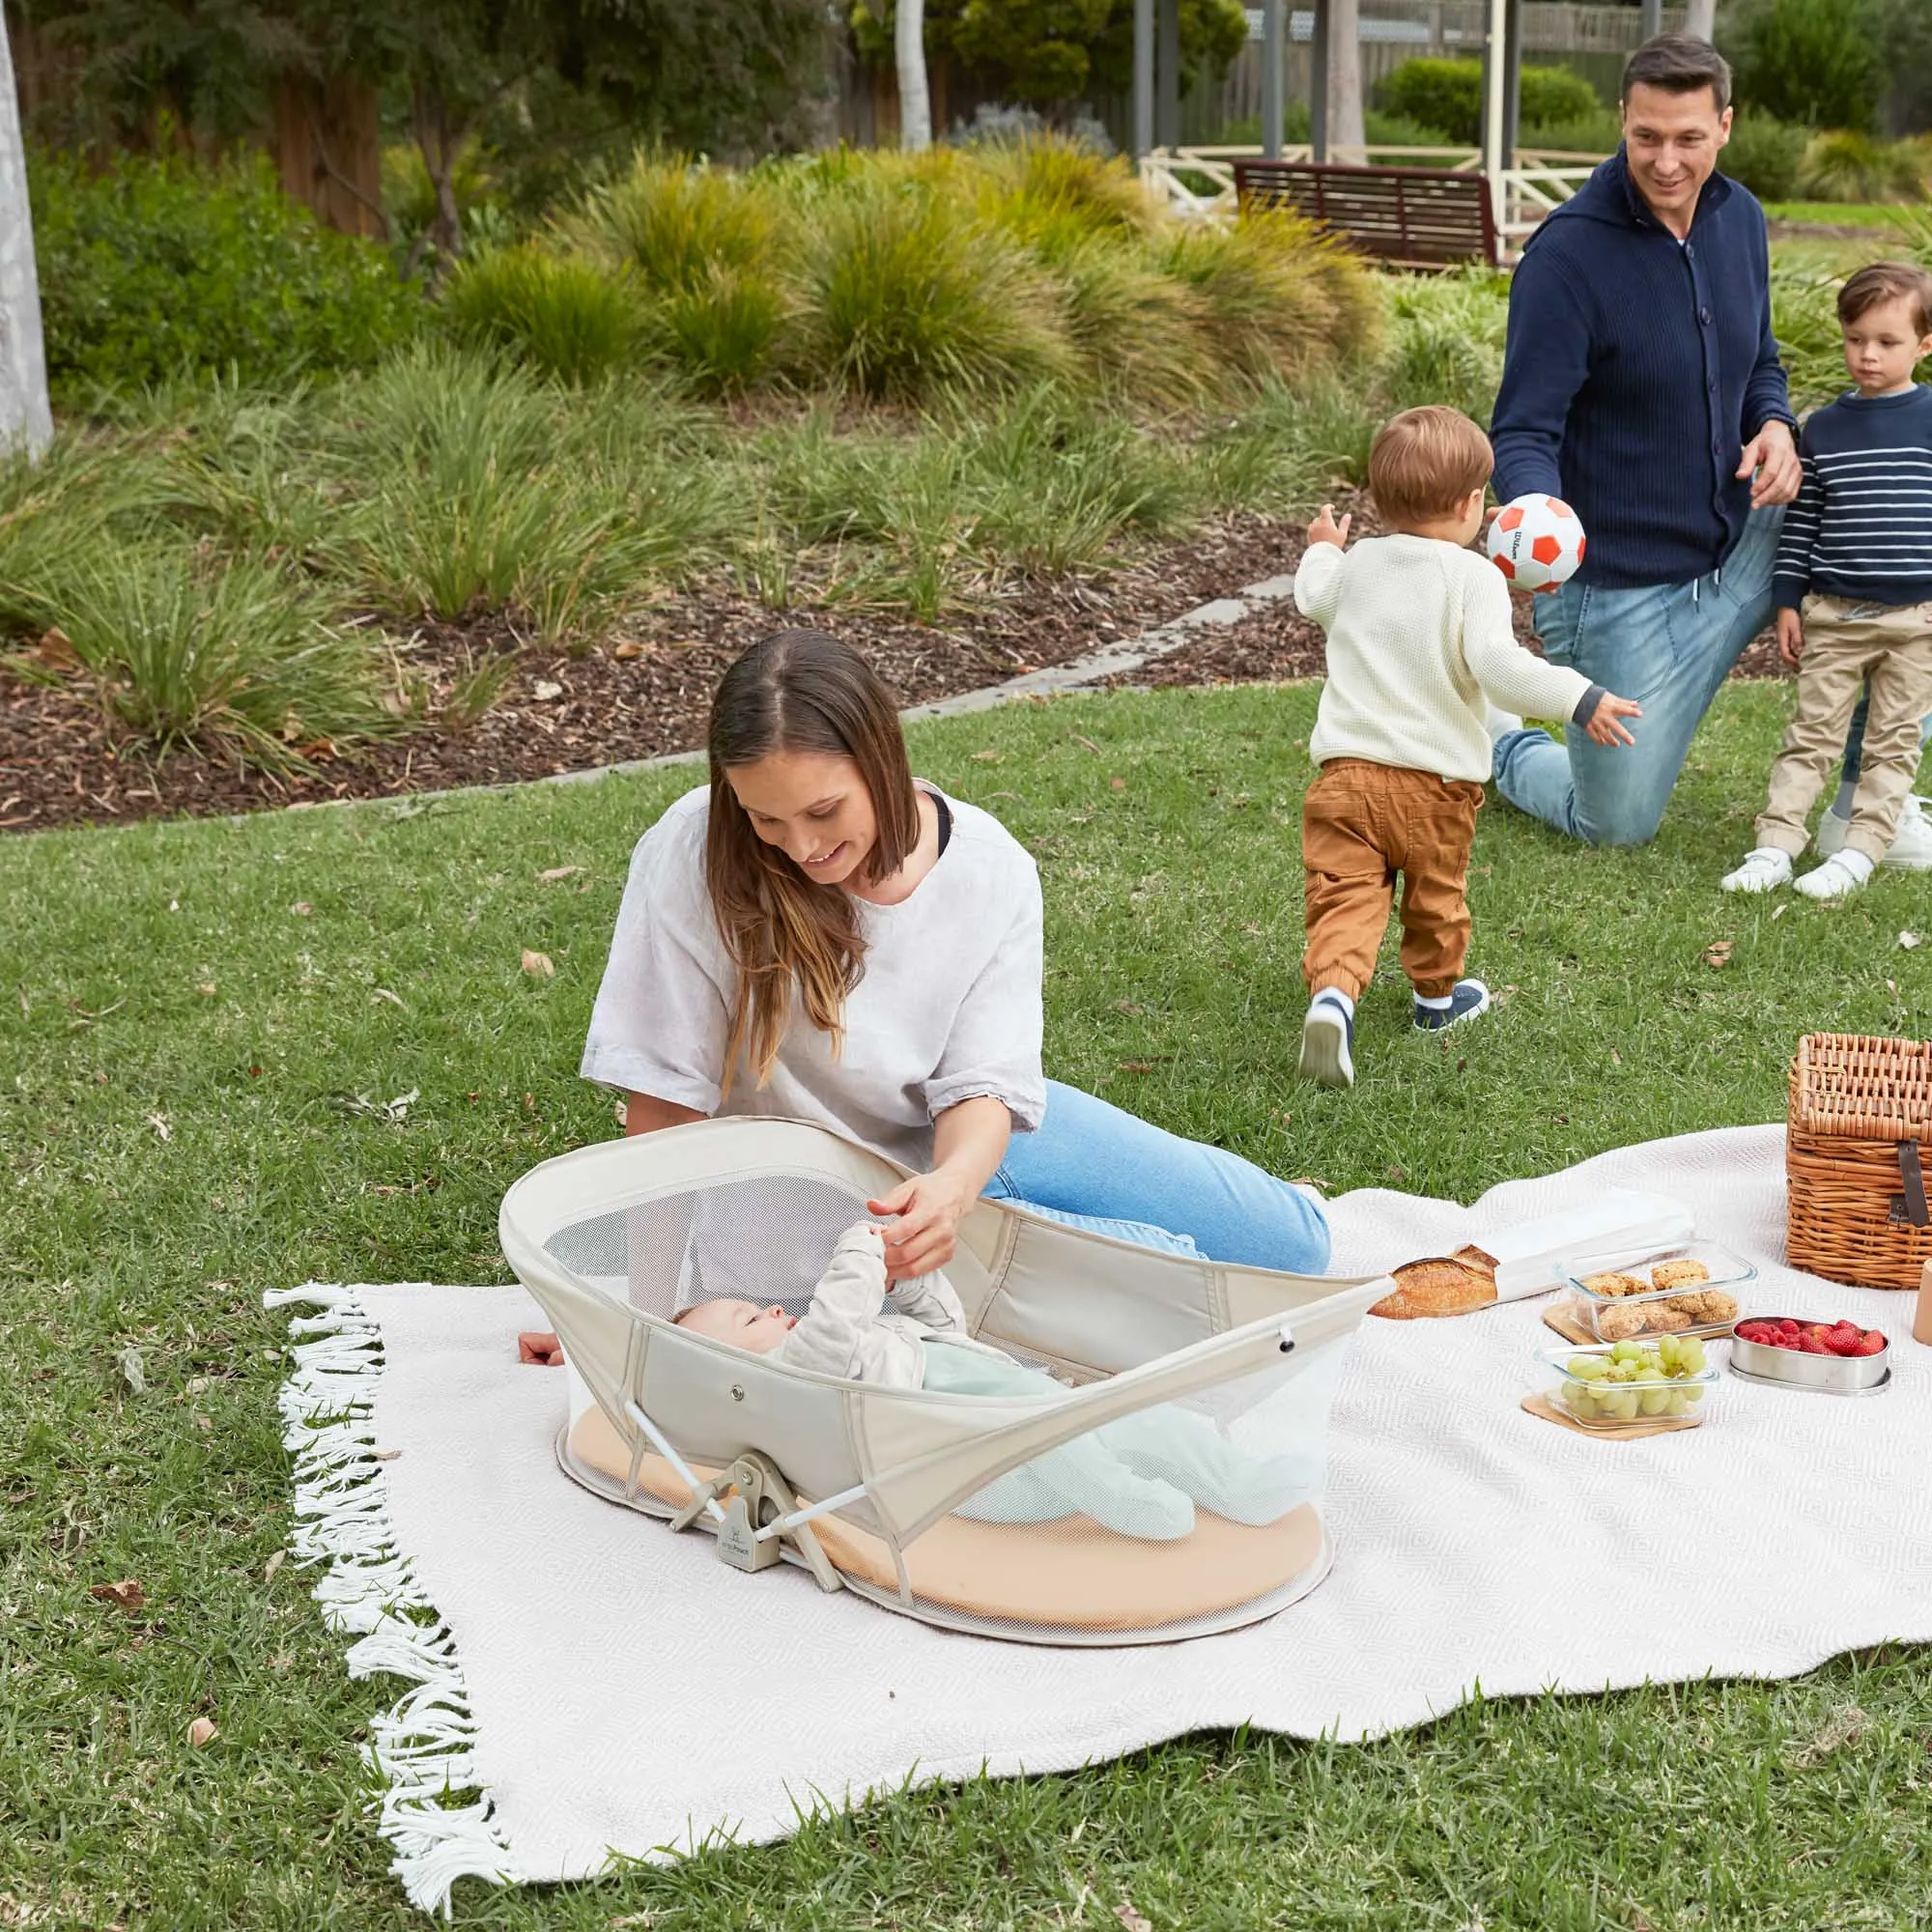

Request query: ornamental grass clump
[
  {"left": 1053, "top": 240, "right": 1214, "bottom": 411},
  {"left": 21, "top": 547, "right": 389, "bottom": 768},
  {"left": 1158, "top": 211, "right": 1380, "bottom": 385},
  {"left": 441, "top": 243, "right": 640, "bottom": 386},
  {"left": 791, "top": 181, "right": 1072, "bottom": 402},
  {"left": 327, "top": 345, "right": 721, "bottom": 640}
]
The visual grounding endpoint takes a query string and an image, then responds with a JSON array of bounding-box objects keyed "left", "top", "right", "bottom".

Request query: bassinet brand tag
[{"left": 716, "top": 1495, "right": 779, "bottom": 1573}]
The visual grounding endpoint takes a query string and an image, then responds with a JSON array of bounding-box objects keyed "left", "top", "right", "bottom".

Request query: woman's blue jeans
[{"left": 983, "top": 1080, "right": 1331, "bottom": 1274}]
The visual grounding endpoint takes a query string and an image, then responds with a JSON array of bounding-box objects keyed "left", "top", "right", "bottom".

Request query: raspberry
[
  {"left": 1778, "top": 1319, "right": 1801, "bottom": 1334},
  {"left": 1851, "top": 1332, "right": 1888, "bottom": 1356}
]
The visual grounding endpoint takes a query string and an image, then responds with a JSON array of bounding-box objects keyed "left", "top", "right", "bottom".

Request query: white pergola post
[
  {"left": 1481, "top": 0, "right": 1507, "bottom": 228},
  {"left": 1132, "top": 0, "right": 1153, "bottom": 159},
  {"left": 0, "top": 10, "right": 51, "bottom": 458}
]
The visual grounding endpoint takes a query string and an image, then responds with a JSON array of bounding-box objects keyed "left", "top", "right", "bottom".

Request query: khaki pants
[
  {"left": 1301, "top": 759, "right": 1484, "bottom": 1002},
  {"left": 1758, "top": 595, "right": 1932, "bottom": 863}
]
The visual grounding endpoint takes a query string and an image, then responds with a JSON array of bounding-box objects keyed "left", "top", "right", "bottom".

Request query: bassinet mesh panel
[{"left": 542, "top": 1171, "right": 876, "bottom": 1320}]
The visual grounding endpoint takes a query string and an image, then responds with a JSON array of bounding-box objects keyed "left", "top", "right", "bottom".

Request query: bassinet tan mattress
[{"left": 567, "top": 1406, "right": 1324, "bottom": 1633}]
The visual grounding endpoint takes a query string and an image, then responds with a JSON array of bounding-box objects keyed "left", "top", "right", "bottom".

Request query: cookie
[
  {"left": 1649, "top": 1259, "right": 1711, "bottom": 1292},
  {"left": 1579, "top": 1270, "right": 1648, "bottom": 1299}
]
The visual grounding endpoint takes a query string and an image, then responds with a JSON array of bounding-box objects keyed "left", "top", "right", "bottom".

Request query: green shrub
[
  {"left": 441, "top": 243, "right": 639, "bottom": 384},
  {"left": 1198, "top": 375, "right": 1379, "bottom": 507},
  {"left": 1376, "top": 58, "right": 1598, "bottom": 147},
  {"left": 974, "top": 135, "right": 1157, "bottom": 246},
  {"left": 643, "top": 265, "right": 788, "bottom": 395},
  {"left": 17, "top": 547, "right": 389, "bottom": 767},
  {"left": 1054, "top": 240, "right": 1212, "bottom": 410},
  {"left": 1793, "top": 130, "right": 1927, "bottom": 203},
  {"left": 31, "top": 149, "right": 420, "bottom": 403},
  {"left": 1719, "top": 111, "right": 1811, "bottom": 201},
  {"left": 1731, "top": 0, "right": 1883, "bottom": 133},
  {"left": 1218, "top": 104, "right": 1458, "bottom": 148},
  {"left": 327, "top": 345, "right": 721, "bottom": 639},
  {"left": 1160, "top": 211, "right": 1378, "bottom": 385},
  {"left": 570, "top": 154, "right": 774, "bottom": 290},
  {"left": 791, "top": 183, "right": 1070, "bottom": 402},
  {"left": 0, "top": 433, "right": 167, "bottom": 633},
  {"left": 1771, "top": 268, "right": 1849, "bottom": 410},
  {"left": 1518, "top": 108, "right": 1621, "bottom": 156},
  {"left": 1378, "top": 269, "right": 1510, "bottom": 426}
]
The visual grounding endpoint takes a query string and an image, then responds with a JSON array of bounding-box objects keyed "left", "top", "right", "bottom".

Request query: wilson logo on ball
[{"left": 1487, "top": 494, "right": 1585, "bottom": 593}]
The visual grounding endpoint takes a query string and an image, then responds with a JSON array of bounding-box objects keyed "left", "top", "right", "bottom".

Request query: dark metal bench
[{"left": 1231, "top": 160, "right": 1500, "bottom": 270}]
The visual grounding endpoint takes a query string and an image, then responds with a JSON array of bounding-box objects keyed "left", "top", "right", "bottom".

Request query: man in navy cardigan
[{"left": 1488, "top": 34, "right": 1802, "bottom": 847}]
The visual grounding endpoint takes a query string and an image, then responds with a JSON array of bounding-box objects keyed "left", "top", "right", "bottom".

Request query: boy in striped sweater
[{"left": 1722, "top": 262, "right": 1932, "bottom": 900}]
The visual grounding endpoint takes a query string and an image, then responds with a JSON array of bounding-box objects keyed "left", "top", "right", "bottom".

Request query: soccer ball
[{"left": 1487, "top": 494, "right": 1586, "bottom": 594}]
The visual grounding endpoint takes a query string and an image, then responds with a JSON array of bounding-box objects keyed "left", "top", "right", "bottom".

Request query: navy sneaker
[
  {"left": 1413, "top": 979, "right": 1491, "bottom": 1032},
  {"left": 1297, "top": 994, "right": 1355, "bottom": 1089}
]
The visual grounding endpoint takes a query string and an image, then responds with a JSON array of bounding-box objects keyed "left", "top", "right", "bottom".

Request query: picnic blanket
[{"left": 269, "top": 1124, "right": 1932, "bottom": 1914}]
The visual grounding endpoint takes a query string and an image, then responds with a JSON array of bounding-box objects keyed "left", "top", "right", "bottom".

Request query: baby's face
[{"left": 676, "top": 1297, "right": 796, "bottom": 1354}]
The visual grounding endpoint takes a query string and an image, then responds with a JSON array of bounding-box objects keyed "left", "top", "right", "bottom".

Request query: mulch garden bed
[{"left": 0, "top": 502, "right": 1780, "bottom": 837}]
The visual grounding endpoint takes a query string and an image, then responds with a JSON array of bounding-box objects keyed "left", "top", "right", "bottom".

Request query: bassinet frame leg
[{"left": 670, "top": 1451, "right": 845, "bottom": 1595}]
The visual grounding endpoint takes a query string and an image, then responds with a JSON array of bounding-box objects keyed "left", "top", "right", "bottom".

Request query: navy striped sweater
[{"left": 1772, "top": 384, "right": 1932, "bottom": 611}]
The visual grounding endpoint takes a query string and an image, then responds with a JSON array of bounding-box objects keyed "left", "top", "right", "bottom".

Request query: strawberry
[
  {"left": 1851, "top": 1331, "right": 1888, "bottom": 1356},
  {"left": 1824, "top": 1328, "right": 1863, "bottom": 1356},
  {"left": 1797, "top": 1330, "right": 1831, "bottom": 1353}
]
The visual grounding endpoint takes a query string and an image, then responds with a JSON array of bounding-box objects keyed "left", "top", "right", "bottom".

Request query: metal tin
[
  {"left": 1727, "top": 1360, "right": 1891, "bottom": 1398},
  {"left": 1727, "top": 1317, "right": 1890, "bottom": 1392}
]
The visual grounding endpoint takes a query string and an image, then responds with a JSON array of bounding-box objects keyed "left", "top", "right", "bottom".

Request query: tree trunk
[
  {"left": 411, "top": 78, "right": 464, "bottom": 271},
  {"left": 1685, "top": 1, "right": 1718, "bottom": 43},
  {"left": 895, "top": 0, "right": 931, "bottom": 152},
  {"left": 1326, "top": 0, "right": 1365, "bottom": 158},
  {"left": 0, "top": 8, "right": 52, "bottom": 457}
]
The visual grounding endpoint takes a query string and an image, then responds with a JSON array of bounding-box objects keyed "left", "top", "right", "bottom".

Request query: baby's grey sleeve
[
  {"left": 886, "top": 1269, "right": 967, "bottom": 1336},
  {"left": 775, "top": 1225, "right": 889, "bottom": 1379}
]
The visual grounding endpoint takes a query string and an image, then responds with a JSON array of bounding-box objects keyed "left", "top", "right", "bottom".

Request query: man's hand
[
  {"left": 1306, "top": 503, "right": 1351, "bottom": 550},
  {"left": 867, "top": 1168, "right": 976, "bottom": 1280},
  {"left": 1583, "top": 693, "right": 1642, "bottom": 747},
  {"left": 1738, "top": 420, "right": 1802, "bottom": 508},
  {"left": 1776, "top": 606, "right": 1804, "bottom": 667}
]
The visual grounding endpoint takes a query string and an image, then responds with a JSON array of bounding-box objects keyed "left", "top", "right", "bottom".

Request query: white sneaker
[
  {"left": 1793, "top": 853, "right": 1873, "bottom": 901},
  {"left": 1720, "top": 847, "right": 1793, "bottom": 894},
  {"left": 1815, "top": 795, "right": 1932, "bottom": 869}
]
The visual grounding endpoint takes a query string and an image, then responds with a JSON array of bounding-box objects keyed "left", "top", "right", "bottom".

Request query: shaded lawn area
[{"left": 3, "top": 681, "right": 1929, "bottom": 1931}]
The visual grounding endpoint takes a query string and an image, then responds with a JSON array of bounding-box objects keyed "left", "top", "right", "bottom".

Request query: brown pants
[
  {"left": 1301, "top": 759, "right": 1484, "bottom": 1002},
  {"left": 1757, "top": 595, "right": 1932, "bottom": 863}
]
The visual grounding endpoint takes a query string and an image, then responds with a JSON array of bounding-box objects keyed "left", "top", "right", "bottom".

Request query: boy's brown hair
[
  {"left": 1368, "top": 407, "right": 1494, "bottom": 527},
  {"left": 1837, "top": 261, "right": 1932, "bottom": 339}
]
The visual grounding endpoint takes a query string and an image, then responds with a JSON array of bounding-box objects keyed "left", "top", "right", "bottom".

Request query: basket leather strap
[{"left": 1899, "top": 1140, "right": 1929, "bottom": 1229}]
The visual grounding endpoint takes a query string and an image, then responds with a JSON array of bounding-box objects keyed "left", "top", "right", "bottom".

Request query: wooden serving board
[{"left": 1520, "top": 1392, "right": 1702, "bottom": 1440}]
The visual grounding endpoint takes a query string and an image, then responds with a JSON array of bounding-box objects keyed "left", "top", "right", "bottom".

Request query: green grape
[
  {"left": 1682, "top": 1384, "right": 1704, "bottom": 1405},
  {"left": 1639, "top": 1387, "right": 1670, "bottom": 1416},
  {"left": 1609, "top": 1340, "right": 1646, "bottom": 1364},
  {"left": 1676, "top": 1339, "right": 1707, "bottom": 1376},
  {"left": 1609, "top": 1388, "right": 1641, "bottom": 1420},
  {"left": 1562, "top": 1378, "right": 1591, "bottom": 1411},
  {"left": 1568, "top": 1354, "right": 1608, "bottom": 1380},
  {"left": 1664, "top": 1389, "right": 1689, "bottom": 1415},
  {"left": 1655, "top": 1334, "right": 1682, "bottom": 1369}
]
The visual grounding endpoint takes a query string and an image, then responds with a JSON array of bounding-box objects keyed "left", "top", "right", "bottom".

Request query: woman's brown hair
[{"left": 705, "top": 630, "right": 920, "bottom": 1093}]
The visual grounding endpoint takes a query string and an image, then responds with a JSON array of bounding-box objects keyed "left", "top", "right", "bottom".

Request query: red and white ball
[{"left": 1487, "top": 494, "right": 1586, "bottom": 593}]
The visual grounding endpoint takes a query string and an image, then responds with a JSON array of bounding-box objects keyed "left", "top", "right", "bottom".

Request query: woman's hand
[{"left": 867, "top": 1167, "right": 977, "bottom": 1279}]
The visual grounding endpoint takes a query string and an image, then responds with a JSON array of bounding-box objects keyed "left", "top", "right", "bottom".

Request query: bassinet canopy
[{"left": 500, "top": 1117, "right": 1391, "bottom": 1645}]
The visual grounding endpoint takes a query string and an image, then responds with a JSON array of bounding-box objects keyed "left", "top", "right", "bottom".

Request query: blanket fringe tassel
[{"left": 265, "top": 1284, "right": 522, "bottom": 1917}]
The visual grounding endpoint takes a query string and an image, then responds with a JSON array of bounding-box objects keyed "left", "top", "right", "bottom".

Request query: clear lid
[
  {"left": 1562, "top": 1237, "right": 1758, "bottom": 1304},
  {"left": 1534, "top": 1338, "right": 1721, "bottom": 1390}
]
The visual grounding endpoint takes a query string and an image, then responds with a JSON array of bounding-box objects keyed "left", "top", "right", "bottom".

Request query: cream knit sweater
[{"left": 1296, "top": 533, "right": 1600, "bottom": 782}]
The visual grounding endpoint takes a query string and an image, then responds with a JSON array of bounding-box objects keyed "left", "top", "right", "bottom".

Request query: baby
[{"left": 673, "top": 1222, "right": 1311, "bottom": 1541}]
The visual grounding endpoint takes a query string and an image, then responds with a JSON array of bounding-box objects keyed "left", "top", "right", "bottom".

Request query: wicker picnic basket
[{"left": 1786, "top": 1033, "right": 1932, "bottom": 1288}]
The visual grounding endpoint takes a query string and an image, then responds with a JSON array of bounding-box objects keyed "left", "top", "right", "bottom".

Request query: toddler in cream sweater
[{"left": 1293, "top": 406, "right": 1640, "bottom": 1089}]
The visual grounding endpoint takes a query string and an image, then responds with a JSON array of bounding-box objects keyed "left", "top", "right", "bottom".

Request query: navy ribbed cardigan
[{"left": 1491, "top": 148, "right": 1796, "bottom": 590}]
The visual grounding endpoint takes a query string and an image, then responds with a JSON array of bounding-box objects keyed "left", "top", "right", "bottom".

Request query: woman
[{"left": 582, "top": 629, "right": 1328, "bottom": 1280}]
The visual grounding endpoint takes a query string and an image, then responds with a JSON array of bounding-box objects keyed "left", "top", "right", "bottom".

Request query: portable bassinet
[{"left": 498, "top": 1117, "right": 1392, "bottom": 1646}]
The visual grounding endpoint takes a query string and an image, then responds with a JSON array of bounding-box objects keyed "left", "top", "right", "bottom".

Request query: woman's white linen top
[{"left": 581, "top": 783, "right": 1046, "bottom": 1169}]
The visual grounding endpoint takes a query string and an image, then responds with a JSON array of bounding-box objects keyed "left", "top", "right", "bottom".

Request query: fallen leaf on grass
[
  {"left": 1610, "top": 1048, "right": 1623, "bottom": 1065},
  {"left": 537, "top": 866, "right": 585, "bottom": 883},
  {"left": 1793, "top": 1702, "right": 1870, "bottom": 1767},
  {"left": 521, "top": 949, "right": 555, "bottom": 980},
  {"left": 1117, "top": 1060, "right": 1153, "bottom": 1074},
  {"left": 116, "top": 1347, "right": 146, "bottom": 1394},
  {"left": 1772, "top": 901, "right": 1788, "bottom": 920},
  {"left": 290, "top": 901, "right": 312, "bottom": 916},
  {"left": 1901, "top": 931, "right": 1923, "bottom": 950},
  {"left": 195, "top": 982, "right": 216, "bottom": 998},
  {"left": 369, "top": 987, "right": 407, "bottom": 1009},
  {"left": 1115, "top": 999, "right": 1144, "bottom": 1015},
  {"left": 1107, "top": 776, "right": 1126, "bottom": 791},
  {"left": 970, "top": 750, "right": 1003, "bottom": 764},
  {"left": 1116, "top": 1904, "right": 1154, "bottom": 1932},
  {"left": 611, "top": 641, "right": 644, "bottom": 663},
  {"left": 1703, "top": 940, "right": 1733, "bottom": 969},
  {"left": 144, "top": 1113, "right": 171, "bottom": 1141},
  {"left": 89, "top": 1578, "right": 145, "bottom": 1612},
  {"left": 187, "top": 1717, "right": 218, "bottom": 1747},
  {"left": 1070, "top": 734, "right": 1101, "bottom": 755},
  {"left": 264, "top": 1549, "right": 285, "bottom": 1584}
]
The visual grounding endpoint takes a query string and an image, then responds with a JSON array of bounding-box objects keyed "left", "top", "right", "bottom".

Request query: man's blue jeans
[
  {"left": 1839, "top": 683, "right": 1932, "bottom": 789},
  {"left": 1492, "top": 506, "right": 1782, "bottom": 845},
  {"left": 985, "top": 1080, "right": 1331, "bottom": 1274}
]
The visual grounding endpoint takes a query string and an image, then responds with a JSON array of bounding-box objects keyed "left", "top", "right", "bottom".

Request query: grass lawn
[
  {"left": 1763, "top": 203, "right": 1913, "bottom": 232},
  {"left": 3, "top": 681, "right": 1930, "bottom": 1929}
]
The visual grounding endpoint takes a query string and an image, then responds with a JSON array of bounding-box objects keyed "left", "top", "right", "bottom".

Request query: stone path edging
[{"left": 288, "top": 573, "right": 1300, "bottom": 821}]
